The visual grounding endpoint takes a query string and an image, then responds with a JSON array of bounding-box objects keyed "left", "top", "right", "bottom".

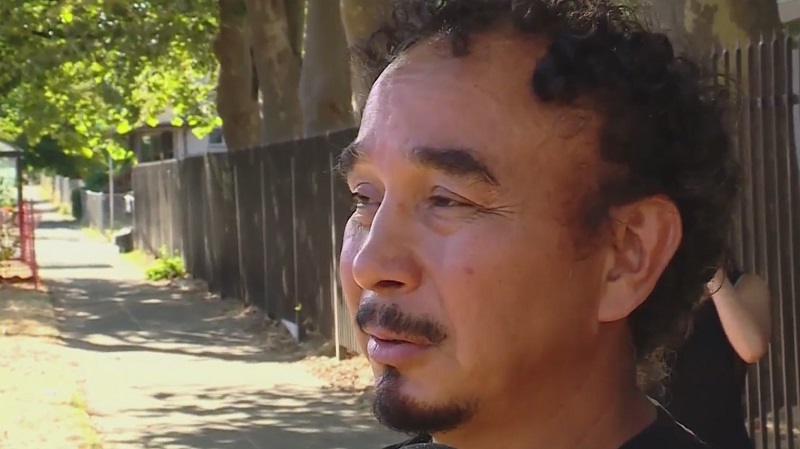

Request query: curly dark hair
[{"left": 353, "top": 0, "right": 741, "bottom": 367}]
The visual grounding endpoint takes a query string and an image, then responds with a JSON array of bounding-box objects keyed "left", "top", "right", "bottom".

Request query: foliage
[
  {"left": 145, "top": 247, "right": 186, "bottom": 281},
  {"left": 17, "top": 136, "right": 96, "bottom": 178},
  {"left": 786, "top": 20, "right": 800, "bottom": 36},
  {"left": 0, "top": 0, "right": 219, "bottom": 166},
  {"left": 0, "top": 206, "right": 19, "bottom": 264},
  {"left": 0, "top": 179, "right": 16, "bottom": 208},
  {"left": 83, "top": 171, "right": 108, "bottom": 192}
]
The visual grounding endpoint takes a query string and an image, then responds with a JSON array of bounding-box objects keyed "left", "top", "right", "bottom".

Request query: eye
[
  {"left": 428, "top": 195, "right": 467, "bottom": 208},
  {"left": 350, "top": 192, "right": 372, "bottom": 211}
]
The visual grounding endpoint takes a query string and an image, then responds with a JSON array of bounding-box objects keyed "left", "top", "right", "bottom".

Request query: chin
[{"left": 373, "top": 366, "right": 478, "bottom": 435}]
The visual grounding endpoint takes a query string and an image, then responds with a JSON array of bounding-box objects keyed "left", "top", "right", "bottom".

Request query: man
[{"left": 337, "top": 1, "right": 740, "bottom": 448}]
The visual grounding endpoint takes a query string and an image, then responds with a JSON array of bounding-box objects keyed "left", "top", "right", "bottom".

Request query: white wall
[
  {"left": 174, "top": 127, "right": 228, "bottom": 160},
  {"left": 148, "top": 107, "right": 228, "bottom": 159},
  {"left": 779, "top": 0, "right": 800, "bottom": 22}
]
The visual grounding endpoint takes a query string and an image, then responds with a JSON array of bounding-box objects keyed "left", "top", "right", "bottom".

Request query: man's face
[{"left": 340, "top": 33, "right": 619, "bottom": 434}]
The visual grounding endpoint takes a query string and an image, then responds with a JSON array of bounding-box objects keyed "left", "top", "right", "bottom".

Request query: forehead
[{"left": 355, "top": 31, "right": 600, "bottom": 180}]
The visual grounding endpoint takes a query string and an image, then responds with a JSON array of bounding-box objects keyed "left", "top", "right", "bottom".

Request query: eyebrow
[
  {"left": 336, "top": 141, "right": 363, "bottom": 177},
  {"left": 337, "top": 142, "right": 499, "bottom": 186}
]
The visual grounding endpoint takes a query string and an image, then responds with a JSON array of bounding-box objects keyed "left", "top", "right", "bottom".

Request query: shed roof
[{"left": 0, "top": 141, "right": 22, "bottom": 157}]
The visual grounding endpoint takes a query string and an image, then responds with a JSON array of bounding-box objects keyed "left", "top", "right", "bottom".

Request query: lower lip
[{"left": 366, "top": 336, "right": 430, "bottom": 366}]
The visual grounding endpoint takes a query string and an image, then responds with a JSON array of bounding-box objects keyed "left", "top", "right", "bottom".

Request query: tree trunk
[
  {"left": 244, "top": 0, "right": 303, "bottom": 144},
  {"left": 213, "top": 0, "right": 261, "bottom": 151},
  {"left": 644, "top": 0, "right": 779, "bottom": 55},
  {"left": 340, "top": 0, "right": 392, "bottom": 118},
  {"left": 299, "top": 0, "right": 353, "bottom": 137},
  {"left": 284, "top": 0, "right": 306, "bottom": 58}
]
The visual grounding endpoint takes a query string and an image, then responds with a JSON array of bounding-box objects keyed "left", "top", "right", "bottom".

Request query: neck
[{"left": 432, "top": 330, "right": 656, "bottom": 449}]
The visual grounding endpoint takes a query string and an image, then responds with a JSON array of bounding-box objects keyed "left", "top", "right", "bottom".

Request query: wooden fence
[{"left": 131, "top": 37, "right": 800, "bottom": 448}]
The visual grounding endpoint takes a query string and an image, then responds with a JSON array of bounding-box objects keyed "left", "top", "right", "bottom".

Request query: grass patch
[
  {"left": 120, "top": 249, "right": 153, "bottom": 269},
  {"left": 37, "top": 187, "right": 73, "bottom": 219},
  {"left": 57, "top": 202, "right": 72, "bottom": 216},
  {"left": 38, "top": 186, "right": 55, "bottom": 202},
  {"left": 145, "top": 247, "right": 186, "bottom": 281},
  {"left": 0, "top": 285, "right": 103, "bottom": 449},
  {"left": 81, "top": 226, "right": 116, "bottom": 241}
]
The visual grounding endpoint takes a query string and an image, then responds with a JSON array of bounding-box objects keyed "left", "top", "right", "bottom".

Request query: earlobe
[{"left": 597, "top": 196, "right": 682, "bottom": 323}]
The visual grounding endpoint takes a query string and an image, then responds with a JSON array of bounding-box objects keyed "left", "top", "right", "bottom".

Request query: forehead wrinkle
[
  {"left": 358, "top": 27, "right": 603, "bottom": 206},
  {"left": 389, "top": 32, "right": 574, "bottom": 157}
]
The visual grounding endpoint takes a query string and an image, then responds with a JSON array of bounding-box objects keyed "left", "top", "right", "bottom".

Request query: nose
[{"left": 350, "top": 204, "right": 422, "bottom": 296}]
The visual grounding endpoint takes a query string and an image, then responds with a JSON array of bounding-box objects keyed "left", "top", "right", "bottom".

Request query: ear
[{"left": 597, "top": 196, "right": 682, "bottom": 323}]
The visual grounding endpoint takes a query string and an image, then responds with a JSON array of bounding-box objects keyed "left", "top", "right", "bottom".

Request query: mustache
[{"left": 355, "top": 302, "right": 448, "bottom": 345}]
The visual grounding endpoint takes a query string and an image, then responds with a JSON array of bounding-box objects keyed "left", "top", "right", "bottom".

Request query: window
[
  {"left": 140, "top": 135, "right": 153, "bottom": 162},
  {"left": 208, "top": 127, "right": 225, "bottom": 145},
  {"left": 135, "top": 129, "right": 176, "bottom": 162},
  {"left": 159, "top": 131, "right": 174, "bottom": 160}
]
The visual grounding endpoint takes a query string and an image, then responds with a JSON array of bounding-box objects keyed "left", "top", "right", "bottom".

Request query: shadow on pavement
[
  {"left": 39, "top": 264, "right": 115, "bottom": 270},
  {"left": 123, "top": 386, "right": 392, "bottom": 449},
  {"left": 44, "top": 276, "right": 400, "bottom": 449},
  {"left": 35, "top": 217, "right": 80, "bottom": 230},
  {"left": 46, "top": 277, "right": 305, "bottom": 364}
]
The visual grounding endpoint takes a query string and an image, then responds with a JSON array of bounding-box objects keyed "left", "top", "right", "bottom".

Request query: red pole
[
  {"left": 18, "top": 202, "right": 27, "bottom": 262},
  {"left": 27, "top": 202, "right": 38, "bottom": 289}
]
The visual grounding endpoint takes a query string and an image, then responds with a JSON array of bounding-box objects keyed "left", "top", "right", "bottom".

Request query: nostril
[{"left": 375, "top": 280, "right": 405, "bottom": 290}]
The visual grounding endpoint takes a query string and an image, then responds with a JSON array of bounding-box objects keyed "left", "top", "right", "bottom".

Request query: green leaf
[
  {"left": 145, "top": 116, "right": 159, "bottom": 127},
  {"left": 60, "top": 5, "right": 74, "bottom": 23},
  {"left": 0, "top": 0, "right": 218, "bottom": 168},
  {"left": 115, "top": 120, "right": 133, "bottom": 135}
]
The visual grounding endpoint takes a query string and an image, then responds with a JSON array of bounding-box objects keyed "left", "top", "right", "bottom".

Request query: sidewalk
[{"left": 32, "top": 189, "right": 399, "bottom": 449}]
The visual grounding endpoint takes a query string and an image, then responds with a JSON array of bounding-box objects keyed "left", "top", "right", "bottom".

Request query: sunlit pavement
[{"left": 27, "top": 187, "right": 399, "bottom": 449}]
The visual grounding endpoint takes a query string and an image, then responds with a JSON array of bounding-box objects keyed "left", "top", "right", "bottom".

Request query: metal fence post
[
  {"left": 233, "top": 160, "right": 245, "bottom": 303},
  {"left": 108, "top": 153, "right": 115, "bottom": 233},
  {"left": 99, "top": 192, "right": 105, "bottom": 233},
  {"left": 290, "top": 153, "right": 302, "bottom": 341}
]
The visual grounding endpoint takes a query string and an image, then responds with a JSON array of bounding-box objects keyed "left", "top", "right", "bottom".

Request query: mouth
[
  {"left": 366, "top": 329, "right": 432, "bottom": 347},
  {"left": 365, "top": 329, "right": 433, "bottom": 366}
]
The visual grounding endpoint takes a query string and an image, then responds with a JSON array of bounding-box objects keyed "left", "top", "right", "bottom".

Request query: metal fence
[
  {"left": 40, "top": 175, "right": 82, "bottom": 207},
  {"left": 130, "top": 37, "right": 800, "bottom": 449},
  {"left": 80, "top": 190, "right": 132, "bottom": 233},
  {"left": 132, "top": 129, "right": 357, "bottom": 343},
  {"left": 713, "top": 36, "right": 800, "bottom": 449}
]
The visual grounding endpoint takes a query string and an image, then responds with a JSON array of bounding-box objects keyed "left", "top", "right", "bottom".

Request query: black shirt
[
  {"left": 661, "top": 269, "right": 751, "bottom": 449},
  {"left": 382, "top": 406, "right": 712, "bottom": 448}
]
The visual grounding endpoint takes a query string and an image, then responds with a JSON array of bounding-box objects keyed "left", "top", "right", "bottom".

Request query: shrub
[
  {"left": 70, "top": 188, "right": 83, "bottom": 220},
  {"left": 145, "top": 247, "right": 186, "bottom": 281}
]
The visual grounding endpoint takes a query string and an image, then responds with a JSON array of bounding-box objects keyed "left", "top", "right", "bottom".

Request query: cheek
[{"left": 439, "top": 223, "right": 596, "bottom": 372}]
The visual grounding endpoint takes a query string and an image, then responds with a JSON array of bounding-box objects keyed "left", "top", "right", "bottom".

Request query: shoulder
[
  {"left": 736, "top": 273, "right": 770, "bottom": 298},
  {"left": 623, "top": 407, "right": 716, "bottom": 449},
  {"left": 726, "top": 266, "right": 744, "bottom": 285},
  {"left": 626, "top": 427, "right": 713, "bottom": 449},
  {"left": 666, "top": 426, "right": 716, "bottom": 449},
  {"left": 382, "top": 434, "right": 431, "bottom": 448},
  {"left": 733, "top": 273, "right": 772, "bottom": 328}
]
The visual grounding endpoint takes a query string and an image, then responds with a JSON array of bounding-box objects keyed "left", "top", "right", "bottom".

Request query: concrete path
[{"left": 31, "top": 188, "right": 400, "bottom": 449}]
